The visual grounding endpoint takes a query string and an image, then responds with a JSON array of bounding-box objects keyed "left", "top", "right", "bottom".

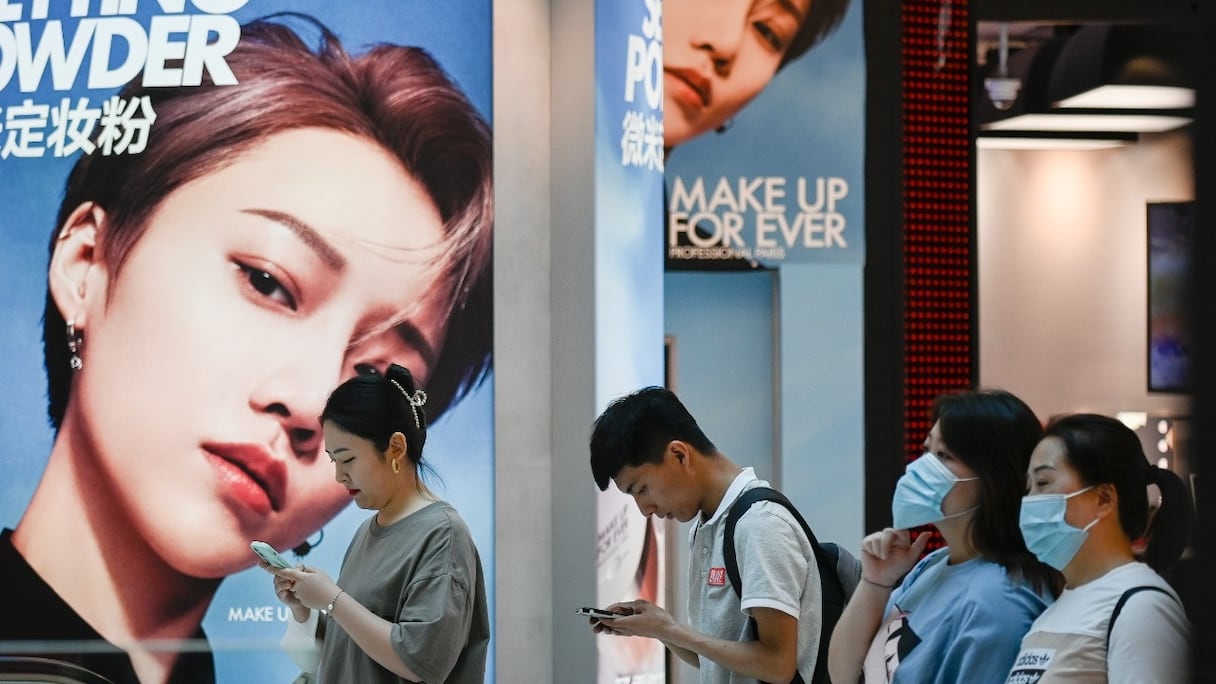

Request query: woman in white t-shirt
[{"left": 1007, "top": 413, "right": 1192, "bottom": 684}]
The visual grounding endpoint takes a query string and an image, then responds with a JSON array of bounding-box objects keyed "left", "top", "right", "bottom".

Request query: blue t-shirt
[{"left": 861, "top": 548, "right": 1051, "bottom": 684}]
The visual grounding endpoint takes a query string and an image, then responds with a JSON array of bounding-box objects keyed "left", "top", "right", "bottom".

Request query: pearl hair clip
[{"left": 390, "top": 379, "right": 427, "bottom": 429}]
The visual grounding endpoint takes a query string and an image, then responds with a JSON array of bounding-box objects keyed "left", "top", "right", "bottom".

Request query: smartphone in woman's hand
[{"left": 251, "top": 541, "right": 292, "bottom": 569}]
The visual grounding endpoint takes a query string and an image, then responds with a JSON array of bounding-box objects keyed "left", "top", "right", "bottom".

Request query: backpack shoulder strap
[
  {"left": 1105, "top": 585, "right": 1173, "bottom": 650},
  {"left": 725, "top": 487, "right": 822, "bottom": 596},
  {"left": 722, "top": 486, "right": 846, "bottom": 684}
]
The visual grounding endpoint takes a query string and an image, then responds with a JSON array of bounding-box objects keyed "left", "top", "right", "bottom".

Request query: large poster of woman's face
[{"left": 0, "top": 3, "right": 493, "bottom": 682}]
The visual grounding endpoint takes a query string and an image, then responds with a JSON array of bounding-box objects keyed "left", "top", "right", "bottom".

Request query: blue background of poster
[{"left": 0, "top": 2, "right": 494, "bottom": 682}]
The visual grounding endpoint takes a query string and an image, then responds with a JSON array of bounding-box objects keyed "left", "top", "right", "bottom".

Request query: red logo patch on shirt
[{"left": 708, "top": 567, "right": 726, "bottom": 586}]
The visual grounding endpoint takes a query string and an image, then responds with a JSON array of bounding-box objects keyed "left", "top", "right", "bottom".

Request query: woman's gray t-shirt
[{"left": 316, "top": 501, "right": 489, "bottom": 684}]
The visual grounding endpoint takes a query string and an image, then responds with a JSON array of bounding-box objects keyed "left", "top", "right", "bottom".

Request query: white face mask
[
  {"left": 892, "top": 452, "right": 978, "bottom": 530},
  {"left": 1019, "top": 486, "right": 1100, "bottom": 571}
]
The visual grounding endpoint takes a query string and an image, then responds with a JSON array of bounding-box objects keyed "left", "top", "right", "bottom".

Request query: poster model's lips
[
  {"left": 665, "top": 67, "right": 711, "bottom": 108},
  {"left": 204, "top": 442, "right": 288, "bottom": 514}
]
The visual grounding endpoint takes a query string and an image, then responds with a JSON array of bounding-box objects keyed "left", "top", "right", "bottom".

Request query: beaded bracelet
[{"left": 324, "top": 589, "right": 344, "bottom": 615}]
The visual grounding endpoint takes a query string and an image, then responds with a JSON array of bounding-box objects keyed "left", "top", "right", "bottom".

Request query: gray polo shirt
[{"left": 687, "top": 469, "right": 822, "bottom": 684}]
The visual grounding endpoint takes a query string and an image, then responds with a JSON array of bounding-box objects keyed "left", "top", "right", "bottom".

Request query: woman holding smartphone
[{"left": 264, "top": 364, "right": 489, "bottom": 684}]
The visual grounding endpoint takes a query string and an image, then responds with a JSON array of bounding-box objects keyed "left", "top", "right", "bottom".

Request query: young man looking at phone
[{"left": 588, "top": 387, "right": 822, "bottom": 683}]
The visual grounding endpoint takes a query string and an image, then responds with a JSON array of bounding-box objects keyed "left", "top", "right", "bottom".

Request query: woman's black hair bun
[
  {"left": 385, "top": 363, "right": 427, "bottom": 432},
  {"left": 386, "top": 363, "right": 417, "bottom": 392}
]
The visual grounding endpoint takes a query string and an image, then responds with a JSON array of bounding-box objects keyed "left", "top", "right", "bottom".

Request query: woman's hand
[
  {"left": 269, "top": 565, "right": 341, "bottom": 623},
  {"left": 258, "top": 560, "right": 311, "bottom": 622},
  {"left": 860, "top": 528, "right": 930, "bottom": 588},
  {"left": 275, "top": 566, "right": 340, "bottom": 611}
]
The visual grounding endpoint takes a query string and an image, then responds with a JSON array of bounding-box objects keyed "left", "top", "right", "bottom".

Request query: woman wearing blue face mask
[
  {"left": 829, "top": 389, "right": 1060, "bottom": 684},
  {"left": 1004, "top": 414, "right": 1191, "bottom": 684}
]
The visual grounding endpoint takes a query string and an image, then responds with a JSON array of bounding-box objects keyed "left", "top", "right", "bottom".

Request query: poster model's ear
[{"left": 48, "top": 202, "right": 109, "bottom": 328}]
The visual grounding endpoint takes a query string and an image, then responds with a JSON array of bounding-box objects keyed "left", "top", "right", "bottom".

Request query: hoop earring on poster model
[
  {"left": 66, "top": 319, "right": 84, "bottom": 371},
  {"left": 715, "top": 118, "right": 735, "bottom": 134}
]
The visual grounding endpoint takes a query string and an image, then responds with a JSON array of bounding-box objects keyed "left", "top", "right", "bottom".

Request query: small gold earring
[{"left": 391, "top": 459, "right": 401, "bottom": 474}]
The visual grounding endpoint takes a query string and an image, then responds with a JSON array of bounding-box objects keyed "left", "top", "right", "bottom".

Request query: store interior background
[
  {"left": 975, "top": 19, "right": 1195, "bottom": 507},
  {"left": 662, "top": 9, "right": 1202, "bottom": 684},
  {"left": 496, "top": 1, "right": 1215, "bottom": 683}
]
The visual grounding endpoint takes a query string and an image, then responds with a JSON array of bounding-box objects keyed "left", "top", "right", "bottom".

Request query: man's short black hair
[
  {"left": 780, "top": 0, "right": 852, "bottom": 69},
  {"left": 589, "top": 386, "right": 716, "bottom": 490}
]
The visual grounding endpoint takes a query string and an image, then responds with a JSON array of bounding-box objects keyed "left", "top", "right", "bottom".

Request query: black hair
[
  {"left": 779, "top": 0, "right": 852, "bottom": 69},
  {"left": 1045, "top": 413, "right": 1193, "bottom": 574},
  {"left": 321, "top": 363, "right": 435, "bottom": 482},
  {"left": 933, "top": 388, "right": 1060, "bottom": 594},
  {"left": 589, "top": 386, "right": 716, "bottom": 491},
  {"left": 1141, "top": 464, "right": 1194, "bottom": 576}
]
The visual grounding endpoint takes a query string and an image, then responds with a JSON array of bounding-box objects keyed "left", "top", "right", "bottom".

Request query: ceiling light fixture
[
  {"left": 975, "top": 23, "right": 1197, "bottom": 137},
  {"left": 981, "top": 112, "right": 1191, "bottom": 133},
  {"left": 1048, "top": 25, "right": 1197, "bottom": 111},
  {"left": 1054, "top": 84, "right": 1194, "bottom": 109},
  {"left": 976, "top": 130, "right": 1135, "bottom": 150}
]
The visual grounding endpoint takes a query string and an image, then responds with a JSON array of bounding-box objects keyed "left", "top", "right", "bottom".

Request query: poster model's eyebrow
[
  {"left": 241, "top": 208, "right": 347, "bottom": 271},
  {"left": 393, "top": 318, "right": 438, "bottom": 370}
]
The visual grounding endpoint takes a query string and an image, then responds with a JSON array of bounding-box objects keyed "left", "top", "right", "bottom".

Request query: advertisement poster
[
  {"left": 664, "top": 0, "right": 864, "bottom": 268},
  {"left": 0, "top": 2, "right": 494, "bottom": 683},
  {"left": 1147, "top": 201, "right": 1194, "bottom": 393},
  {"left": 595, "top": 0, "right": 667, "bottom": 683},
  {"left": 659, "top": 2, "right": 867, "bottom": 676}
]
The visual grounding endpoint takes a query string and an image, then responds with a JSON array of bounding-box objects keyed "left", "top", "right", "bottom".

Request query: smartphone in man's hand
[{"left": 576, "top": 607, "right": 620, "bottom": 620}]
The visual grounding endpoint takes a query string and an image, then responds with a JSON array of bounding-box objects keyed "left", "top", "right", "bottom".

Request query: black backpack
[{"left": 723, "top": 486, "right": 860, "bottom": 684}]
